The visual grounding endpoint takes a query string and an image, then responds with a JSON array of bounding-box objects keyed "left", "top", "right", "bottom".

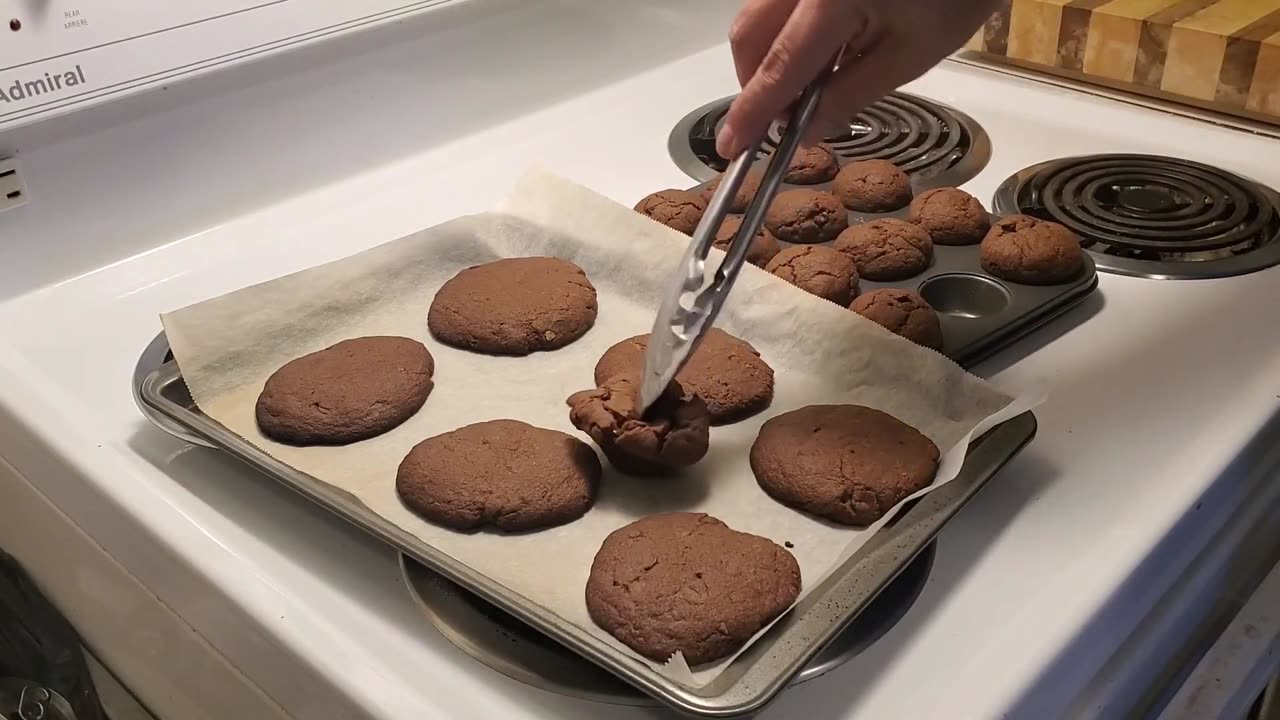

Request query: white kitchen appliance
[{"left": 0, "top": 1, "right": 1277, "bottom": 718}]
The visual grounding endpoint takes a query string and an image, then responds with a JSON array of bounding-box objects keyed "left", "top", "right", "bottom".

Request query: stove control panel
[{"left": 0, "top": 1, "right": 448, "bottom": 131}]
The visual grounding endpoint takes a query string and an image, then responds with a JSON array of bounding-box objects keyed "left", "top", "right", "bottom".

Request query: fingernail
[{"left": 716, "top": 125, "right": 739, "bottom": 159}]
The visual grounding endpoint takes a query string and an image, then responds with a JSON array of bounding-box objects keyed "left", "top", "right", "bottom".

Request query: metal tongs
[{"left": 638, "top": 52, "right": 844, "bottom": 413}]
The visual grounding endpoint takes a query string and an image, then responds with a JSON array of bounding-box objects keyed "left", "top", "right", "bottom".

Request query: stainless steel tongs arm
[{"left": 637, "top": 51, "right": 843, "bottom": 413}]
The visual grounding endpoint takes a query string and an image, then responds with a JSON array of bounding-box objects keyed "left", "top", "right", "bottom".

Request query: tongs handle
[
  {"left": 703, "top": 61, "right": 835, "bottom": 303},
  {"left": 638, "top": 50, "right": 844, "bottom": 412}
]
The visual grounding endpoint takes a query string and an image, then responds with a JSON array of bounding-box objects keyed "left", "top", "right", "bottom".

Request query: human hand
[{"left": 717, "top": 0, "right": 998, "bottom": 158}]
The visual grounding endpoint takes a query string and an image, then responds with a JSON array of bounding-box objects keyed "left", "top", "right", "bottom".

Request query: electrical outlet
[{"left": 0, "top": 158, "right": 28, "bottom": 212}]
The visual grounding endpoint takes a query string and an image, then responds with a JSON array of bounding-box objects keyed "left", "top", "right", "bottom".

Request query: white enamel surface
[
  {"left": 0, "top": 2, "right": 1276, "bottom": 717},
  {"left": 0, "top": 0, "right": 464, "bottom": 132}
]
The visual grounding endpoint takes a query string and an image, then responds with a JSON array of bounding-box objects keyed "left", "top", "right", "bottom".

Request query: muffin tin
[{"left": 686, "top": 161, "right": 1099, "bottom": 367}]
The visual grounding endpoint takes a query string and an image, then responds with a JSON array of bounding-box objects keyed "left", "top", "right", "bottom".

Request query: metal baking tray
[
  {"left": 687, "top": 170, "right": 1099, "bottom": 367},
  {"left": 139, "top": 358, "right": 1037, "bottom": 717},
  {"left": 399, "top": 539, "right": 937, "bottom": 705}
]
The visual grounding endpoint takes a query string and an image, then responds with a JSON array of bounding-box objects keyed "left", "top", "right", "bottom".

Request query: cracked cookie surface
[
  {"left": 834, "top": 218, "right": 933, "bottom": 281},
  {"left": 980, "top": 214, "right": 1084, "bottom": 285},
  {"left": 585, "top": 512, "right": 801, "bottom": 665},
  {"left": 907, "top": 187, "right": 990, "bottom": 245},
  {"left": 635, "top": 189, "right": 708, "bottom": 235},
  {"left": 567, "top": 376, "right": 709, "bottom": 476},
  {"left": 428, "top": 257, "right": 598, "bottom": 355},
  {"left": 750, "top": 405, "right": 940, "bottom": 526},
  {"left": 832, "top": 159, "right": 913, "bottom": 212},
  {"left": 764, "top": 245, "right": 859, "bottom": 306},
  {"left": 256, "top": 336, "right": 434, "bottom": 445},
  {"left": 850, "top": 289, "right": 943, "bottom": 351},
  {"left": 396, "top": 419, "right": 600, "bottom": 532},
  {"left": 764, "top": 188, "right": 849, "bottom": 244}
]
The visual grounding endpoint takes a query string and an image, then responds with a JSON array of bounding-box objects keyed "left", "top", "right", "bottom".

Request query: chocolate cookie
[
  {"left": 750, "top": 405, "right": 940, "bottom": 525},
  {"left": 594, "top": 329, "right": 774, "bottom": 425},
  {"left": 850, "top": 289, "right": 944, "bottom": 351},
  {"left": 428, "top": 257, "right": 598, "bottom": 355},
  {"left": 700, "top": 171, "right": 763, "bottom": 214},
  {"left": 764, "top": 189, "right": 849, "bottom": 244},
  {"left": 784, "top": 144, "right": 839, "bottom": 185},
  {"left": 907, "top": 187, "right": 990, "bottom": 245},
  {"left": 980, "top": 215, "right": 1084, "bottom": 285},
  {"left": 396, "top": 420, "right": 600, "bottom": 532},
  {"left": 585, "top": 512, "right": 801, "bottom": 665},
  {"left": 256, "top": 336, "right": 434, "bottom": 445},
  {"left": 832, "top": 159, "right": 913, "bottom": 212},
  {"left": 712, "top": 215, "right": 783, "bottom": 268},
  {"left": 764, "top": 245, "right": 860, "bottom": 306},
  {"left": 833, "top": 218, "right": 933, "bottom": 281},
  {"left": 567, "top": 376, "right": 709, "bottom": 476},
  {"left": 635, "top": 189, "right": 707, "bottom": 235}
]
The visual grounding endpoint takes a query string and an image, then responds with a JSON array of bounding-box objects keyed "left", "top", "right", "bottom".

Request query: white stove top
[{"left": 0, "top": 2, "right": 1277, "bottom": 717}]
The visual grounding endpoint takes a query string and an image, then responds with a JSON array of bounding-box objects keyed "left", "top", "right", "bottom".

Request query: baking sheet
[{"left": 161, "top": 167, "right": 1040, "bottom": 686}]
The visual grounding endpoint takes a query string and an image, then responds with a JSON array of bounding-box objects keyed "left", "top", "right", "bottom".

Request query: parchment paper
[{"left": 161, "top": 167, "right": 1040, "bottom": 687}]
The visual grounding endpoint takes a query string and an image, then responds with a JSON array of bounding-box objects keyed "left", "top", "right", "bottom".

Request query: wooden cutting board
[{"left": 965, "top": 0, "right": 1280, "bottom": 124}]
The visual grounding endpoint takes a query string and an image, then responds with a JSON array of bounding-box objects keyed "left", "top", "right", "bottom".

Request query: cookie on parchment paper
[
  {"left": 428, "top": 257, "right": 598, "bottom": 355},
  {"left": 585, "top": 512, "right": 801, "bottom": 666},
  {"left": 750, "top": 405, "right": 940, "bottom": 526},
  {"left": 256, "top": 336, "right": 434, "bottom": 445},
  {"left": 396, "top": 419, "right": 600, "bottom": 532}
]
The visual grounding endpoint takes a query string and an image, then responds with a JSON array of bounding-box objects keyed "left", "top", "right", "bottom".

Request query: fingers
[
  {"left": 728, "top": 0, "right": 800, "bottom": 89},
  {"left": 795, "top": 36, "right": 885, "bottom": 145},
  {"left": 718, "top": 0, "right": 865, "bottom": 159},
  {"left": 808, "top": 32, "right": 934, "bottom": 142}
]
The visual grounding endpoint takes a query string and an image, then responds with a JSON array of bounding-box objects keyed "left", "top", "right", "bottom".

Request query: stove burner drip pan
[
  {"left": 993, "top": 154, "right": 1280, "bottom": 279},
  {"left": 669, "top": 92, "right": 990, "bottom": 187}
]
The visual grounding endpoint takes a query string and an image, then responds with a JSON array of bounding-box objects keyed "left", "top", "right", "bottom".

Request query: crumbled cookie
[{"left": 834, "top": 218, "right": 933, "bottom": 280}]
